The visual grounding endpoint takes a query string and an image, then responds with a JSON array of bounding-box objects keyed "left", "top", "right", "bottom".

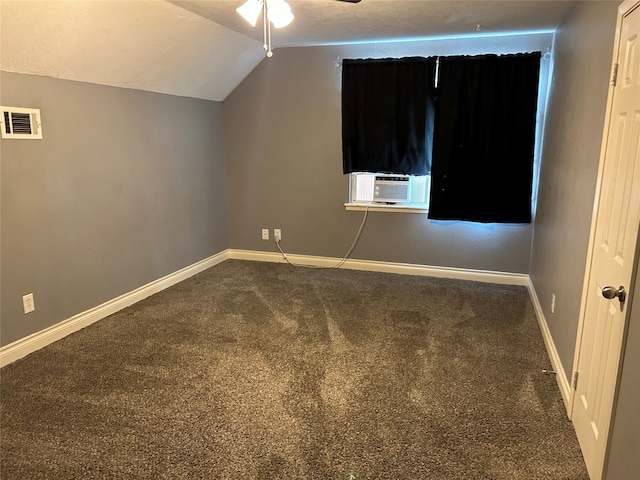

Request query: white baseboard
[
  {"left": 0, "top": 250, "right": 230, "bottom": 368},
  {"left": 0, "top": 249, "right": 539, "bottom": 371},
  {"left": 526, "top": 278, "right": 573, "bottom": 415},
  {"left": 229, "top": 249, "right": 530, "bottom": 286}
]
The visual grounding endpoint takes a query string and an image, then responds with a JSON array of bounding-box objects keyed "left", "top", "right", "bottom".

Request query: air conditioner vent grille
[
  {"left": 373, "top": 175, "right": 411, "bottom": 204},
  {"left": 11, "top": 113, "right": 33, "bottom": 134},
  {"left": 1, "top": 106, "right": 42, "bottom": 139}
]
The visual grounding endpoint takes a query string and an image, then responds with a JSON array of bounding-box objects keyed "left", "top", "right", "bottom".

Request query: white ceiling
[
  {"left": 172, "top": 0, "right": 578, "bottom": 47},
  {"left": 0, "top": 0, "right": 579, "bottom": 101},
  {"left": 0, "top": 0, "right": 265, "bottom": 101}
]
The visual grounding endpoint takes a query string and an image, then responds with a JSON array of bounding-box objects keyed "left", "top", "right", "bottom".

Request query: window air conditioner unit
[
  {"left": 351, "top": 172, "right": 411, "bottom": 203},
  {"left": 373, "top": 175, "right": 410, "bottom": 203}
]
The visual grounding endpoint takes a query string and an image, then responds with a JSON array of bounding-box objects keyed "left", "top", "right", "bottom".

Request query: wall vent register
[{"left": 1, "top": 106, "right": 42, "bottom": 139}]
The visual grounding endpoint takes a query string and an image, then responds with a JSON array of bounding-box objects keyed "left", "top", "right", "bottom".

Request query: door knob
[{"left": 602, "top": 285, "right": 626, "bottom": 303}]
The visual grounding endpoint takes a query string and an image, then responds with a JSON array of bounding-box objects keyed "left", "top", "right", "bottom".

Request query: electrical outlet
[
  {"left": 22, "top": 293, "right": 35, "bottom": 314},
  {"left": 551, "top": 293, "right": 556, "bottom": 314},
  {"left": 262, "top": 228, "right": 269, "bottom": 240},
  {"left": 274, "top": 228, "right": 282, "bottom": 241}
]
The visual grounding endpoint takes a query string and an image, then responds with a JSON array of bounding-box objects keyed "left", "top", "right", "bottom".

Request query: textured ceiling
[
  {"left": 1, "top": 0, "right": 578, "bottom": 101},
  {"left": 172, "top": 0, "right": 578, "bottom": 47},
  {"left": 0, "top": 0, "right": 265, "bottom": 101}
]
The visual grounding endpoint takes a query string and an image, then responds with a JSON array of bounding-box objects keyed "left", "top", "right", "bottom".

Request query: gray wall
[
  {"left": 1, "top": 72, "right": 228, "bottom": 346},
  {"left": 529, "top": 0, "right": 618, "bottom": 379},
  {"left": 223, "top": 34, "right": 553, "bottom": 275}
]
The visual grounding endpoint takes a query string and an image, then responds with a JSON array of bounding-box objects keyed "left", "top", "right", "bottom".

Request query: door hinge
[
  {"left": 572, "top": 371, "right": 579, "bottom": 390},
  {"left": 611, "top": 63, "right": 619, "bottom": 87}
]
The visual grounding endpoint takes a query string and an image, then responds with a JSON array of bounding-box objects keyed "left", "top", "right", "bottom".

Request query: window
[
  {"left": 341, "top": 57, "right": 436, "bottom": 213},
  {"left": 428, "top": 53, "right": 541, "bottom": 223},
  {"left": 342, "top": 53, "right": 541, "bottom": 223}
]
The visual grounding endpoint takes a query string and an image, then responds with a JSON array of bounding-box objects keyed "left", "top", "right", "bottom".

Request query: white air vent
[{"left": 1, "top": 106, "right": 43, "bottom": 139}]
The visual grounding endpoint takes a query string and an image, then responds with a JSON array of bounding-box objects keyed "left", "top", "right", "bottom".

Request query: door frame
[{"left": 570, "top": 0, "right": 640, "bottom": 452}]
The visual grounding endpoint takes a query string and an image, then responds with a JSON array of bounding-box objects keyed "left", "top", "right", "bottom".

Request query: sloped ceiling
[
  {"left": 0, "top": 0, "right": 265, "bottom": 101},
  {"left": 0, "top": 0, "right": 578, "bottom": 101}
]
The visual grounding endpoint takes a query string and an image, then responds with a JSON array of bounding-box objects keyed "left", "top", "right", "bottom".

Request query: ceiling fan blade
[{"left": 336, "top": 0, "right": 362, "bottom": 3}]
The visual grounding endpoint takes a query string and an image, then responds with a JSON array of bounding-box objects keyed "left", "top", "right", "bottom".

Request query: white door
[{"left": 572, "top": 2, "right": 640, "bottom": 479}]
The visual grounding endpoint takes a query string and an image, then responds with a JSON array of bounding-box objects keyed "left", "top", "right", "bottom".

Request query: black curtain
[
  {"left": 342, "top": 57, "right": 436, "bottom": 175},
  {"left": 428, "top": 53, "right": 541, "bottom": 223}
]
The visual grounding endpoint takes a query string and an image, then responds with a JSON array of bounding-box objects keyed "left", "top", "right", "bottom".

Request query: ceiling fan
[{"left": 237, "top": 0, "right": 362, "bottom": 57}]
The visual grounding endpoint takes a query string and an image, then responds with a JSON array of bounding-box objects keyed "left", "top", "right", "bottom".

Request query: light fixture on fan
[{"left": 236, "top": 0, "right": 294, "bottom": 57}]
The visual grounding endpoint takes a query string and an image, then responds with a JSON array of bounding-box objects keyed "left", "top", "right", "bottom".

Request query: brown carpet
[{"left": 0, "top": 259, "right": 588, "bottom": 479}]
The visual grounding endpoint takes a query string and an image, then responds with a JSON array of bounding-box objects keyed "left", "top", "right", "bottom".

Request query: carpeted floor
[{"left": 0, "top": 260, "right": 588, "bottom": 479}]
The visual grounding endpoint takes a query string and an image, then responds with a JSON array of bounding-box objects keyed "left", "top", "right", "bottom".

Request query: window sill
[{"left": 344, "top": 202, "right": 429, "bottom": 213}]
